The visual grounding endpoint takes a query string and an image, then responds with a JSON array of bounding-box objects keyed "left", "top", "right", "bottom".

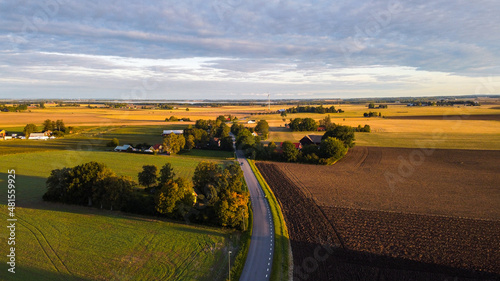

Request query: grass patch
[
  {"left": 248, "top": 160, "right": 291, "bottom": 281},
  {"left": 0, "top": 148, "right": 239, "bottom": 280},
  {"left": 177, "top": 149, "right": 235, "bottom": 160}
]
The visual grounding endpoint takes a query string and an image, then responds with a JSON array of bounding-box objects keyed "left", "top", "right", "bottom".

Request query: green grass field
[{"left": 0, "top": 148, "right": 238, "bottom": 281}]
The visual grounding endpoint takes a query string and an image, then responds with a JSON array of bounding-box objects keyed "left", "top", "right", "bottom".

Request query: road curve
[{"left": 237, "top": 150, "right": 274, "bottom": 281}]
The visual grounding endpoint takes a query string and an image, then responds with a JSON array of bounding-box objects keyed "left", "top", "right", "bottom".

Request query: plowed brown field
[{"left": 256, "top": 147, "right": 500, "bottom": 281}]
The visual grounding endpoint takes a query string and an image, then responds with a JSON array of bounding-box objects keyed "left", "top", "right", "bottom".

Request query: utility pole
[{"left": 228, "top": 250, "right": 232, "bottom": 281}]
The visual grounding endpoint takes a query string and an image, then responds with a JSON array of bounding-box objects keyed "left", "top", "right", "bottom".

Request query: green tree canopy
[
  {"left": 138, "top": 165, "right": 158, "bottom": 188},
  {"left": 319, "top": 137, "right": 348, "bottom": 160},
  {"left": 254, "top": 120, "right": 270, "bottom": 138},
  {"left": 163, "top": 133, "right": 186, "bottom": 154},
  {"left": 322, "top": 125, "right": 355, "bottom": 148},
  {"left": 23, "top": 123, "right": 38, "bottom": 137},
  {"left": 282, "top": 141, "right": 299, "bottom": 162}
]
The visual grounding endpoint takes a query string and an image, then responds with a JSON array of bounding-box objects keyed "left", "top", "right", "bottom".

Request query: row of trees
[
  {"left": 363, "top": 111, "right": 382, "bottom": 117},
  {"left": 0, "top": 104, "right": 28, "bottom": 112},
  {"left": 165, "top": 116, "right": 191, "bottom": 122},
  {"left": 43, "top": 161, "right": 250, "bottom": 230},
  {"left": 285, "top": 105, "right": 343, "bottom": 114}
]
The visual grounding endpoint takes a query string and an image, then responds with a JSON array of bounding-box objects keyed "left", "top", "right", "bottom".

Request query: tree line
[
  {"left": 285, "top": 105, "right": 343, "bottom": 114},
  {"left": 43, "top": 161, "right": 250, "bottom": 230}
]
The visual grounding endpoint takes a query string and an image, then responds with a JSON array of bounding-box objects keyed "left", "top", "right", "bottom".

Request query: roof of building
[
  {"left": 162, "top": 130, "right": 184, "bottom": 135},
  {"left": 114, "top": 144, "right": 132, "bottom": 150},
  {"left": 300, "top": 135, "right": 323, "bottom": 145}
]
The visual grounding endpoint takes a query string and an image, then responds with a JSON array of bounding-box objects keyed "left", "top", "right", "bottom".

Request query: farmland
[
  {"left": 0, "top": 142, "right": 237, "bottom": 280},
  {"left": 256, "top": 146, "right": 500, "bottom": 280}
]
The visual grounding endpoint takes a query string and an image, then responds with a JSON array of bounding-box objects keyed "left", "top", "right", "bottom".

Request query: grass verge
[
  {"left": 230, "top": 203, "right": 253, "bottom": 280},
  {"left": 248, "top": 159, "right": 291, "bottom": 281}
]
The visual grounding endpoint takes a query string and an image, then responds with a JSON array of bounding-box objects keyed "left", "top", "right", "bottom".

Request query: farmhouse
[
  {"left": 152, "top": 144, "right": 163, "bottom": 153},
  {"left": 299, "top": 135, "right": 323, "bottom": 147},
  {"left": 114, "top": 144, "right": 133, "bottom": 152},
  {"left": 29, "top": 133, "right": 49, "bottom": 140},
  {"left": 162, "top": 130, "right": 184, "bottom": 136}
]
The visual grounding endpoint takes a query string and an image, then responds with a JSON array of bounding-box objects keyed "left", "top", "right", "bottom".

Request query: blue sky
[{"left": 1, "top": 0, "right": 499, "bottom": 100}]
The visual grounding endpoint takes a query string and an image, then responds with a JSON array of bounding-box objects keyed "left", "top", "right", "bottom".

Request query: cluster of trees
[
  {"left": 368, "top": 103, "right": 388, "bottom": 109},
  {"left": 285, "top": 105, "right": 343, "bottom": 114},
  {"left": 56, "top": 102, "right": 80, "bottom": 107},
  {"left": 354, "top": 124, "right": 371, "bottom": 132},
  {"left": 165, "top": 116, "right": 191, "bottom": 122},
  {"left": 162, "top": 116, "right": 237, "bottom": 154},
  {"left": 363, "top": 111, "right": 382, "bottom": 117},
  {"left": 0, "top": 104, "right": 28, "bottom": 112},
  {"left": 43, "top": 119, "right": 68, "bottom": 133},
  {"left": 43, "top": 162, "right": 134, "bottom": 210},
  {"left": 289, "top": 118, "right": 318, "bottom": 131},
  {"left": 43, "top": 161, "right": 249, "bottom": 230},
  {"left": 251, "top": 125, "right": 355, "bottom": 165}
]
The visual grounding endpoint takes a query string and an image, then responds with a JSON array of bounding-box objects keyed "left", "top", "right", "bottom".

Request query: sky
[{"left": 0, "top": 0, "right": 499, "bottom": 100}]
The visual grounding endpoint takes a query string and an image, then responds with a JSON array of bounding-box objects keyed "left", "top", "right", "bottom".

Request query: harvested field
[
  {"left": 385, "top": 114, "right": 500, "bottom": 121},
  {"left": 256, "top": 147, "right": 500, "bottom": 280}
]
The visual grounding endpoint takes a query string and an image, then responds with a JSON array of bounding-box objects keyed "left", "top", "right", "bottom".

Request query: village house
[{"left": 299, "top": 135, "right": 323, "bottom": 147}]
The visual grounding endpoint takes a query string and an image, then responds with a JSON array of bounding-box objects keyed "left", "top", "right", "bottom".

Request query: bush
[{"left": 107, "top": 138, "right": 119, "bottom": 147}]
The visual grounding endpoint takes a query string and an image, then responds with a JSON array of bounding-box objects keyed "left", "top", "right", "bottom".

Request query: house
[
  {"left": 317, "top": 126, "right": 326, "bottom": 132},
  {"left": 114, "top": 144, "right": 133, "bottom": 152},
  {"left": 299, "top": 135, "right": 323, "bottom": 147},
  {"left": 152, "top": 144, "right": 163, "bottom": 153},
  {"left": 251, "top": 132, "right": 258, "bottom": 137},
  {"left": 247, "top": 120, "right": 256, "bottom": 124},
  {"left": 162, "top": 130, "right": 184, "bottom": 136},
  {"left": 28, "top": 133, "right": 49, "bottom": 140}
]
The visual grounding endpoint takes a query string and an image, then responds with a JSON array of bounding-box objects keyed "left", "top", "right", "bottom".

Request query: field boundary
[{"left": 248, "top": 160, "right": 291, "bottom": 281}]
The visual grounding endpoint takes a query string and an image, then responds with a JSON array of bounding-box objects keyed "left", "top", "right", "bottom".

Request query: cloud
[{"left": 0, "top": 0, "right": 499, "bottom": 99}]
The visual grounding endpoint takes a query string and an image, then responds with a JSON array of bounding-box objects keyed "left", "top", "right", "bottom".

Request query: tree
[
  {"left": 322, "top": 125, "right": 355, "bottom": 148},
  {"left": 107, "top": 138, "right": 119, "bottom": 147},
  {"left": 43, "top": 119, "right": 54, "bottom": 131},
  {"left": 23, "top": 123, "right": 38, "bottom": 137},
  {"left": 368, "top": 103, "right": 375, "bottom": 109},
  {"left": 300, "top": 118, "right": 318, "bottom": 131},
  {"left": 193, "top": 161, "right": 222, "bottom": 197},
  {"left": 220, "top": 136, "right": 235, "bottom": 151},
  {"left": 138, "top": 165, "right": 158, "bottom": 188},
  {"left": 254, "top": 120, "right": 270, "bottom": 139},
  {"left": 67, "top": 162, "right": 115, "bottom": 206},
  {"left": 282, "top": 141, "right": 299, "bottom": 162},
  {"left": 92, "top": 176, "right": 134, "bottom": 210},
  {"left": 185, "top": 134, "right": 195, "bottom": 150},
  {"left": 195, "top": 119, "right": 209, "bottom": 130},
  {"left": 320, "top": 137, "right": 348, "bottom": 160},
  {"left": 215, "top": 191, "right": 249, "bottom": 230},
  {"left": 236, "top": 128, "right": 255, "bottom": 149},
  {"left": 163, "top": 133, "right": 186, "bottom": 154},
  {"left": 159, "top": 163, "right": 175, "bottom": 185},
  {"left": 155, "top": 177, "right": 195, "bottom": 217},
  {"left": 55, "top": 119, "right": 66, "bottom": 132}
]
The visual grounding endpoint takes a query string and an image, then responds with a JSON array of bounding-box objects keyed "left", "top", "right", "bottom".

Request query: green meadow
[{"left": 0, "top": 130, "right": 239, "bottom": 280}]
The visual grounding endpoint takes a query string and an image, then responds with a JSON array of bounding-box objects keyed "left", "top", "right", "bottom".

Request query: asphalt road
[{"left": 237, "top": 150, "right": 274, "bottom": 281}]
